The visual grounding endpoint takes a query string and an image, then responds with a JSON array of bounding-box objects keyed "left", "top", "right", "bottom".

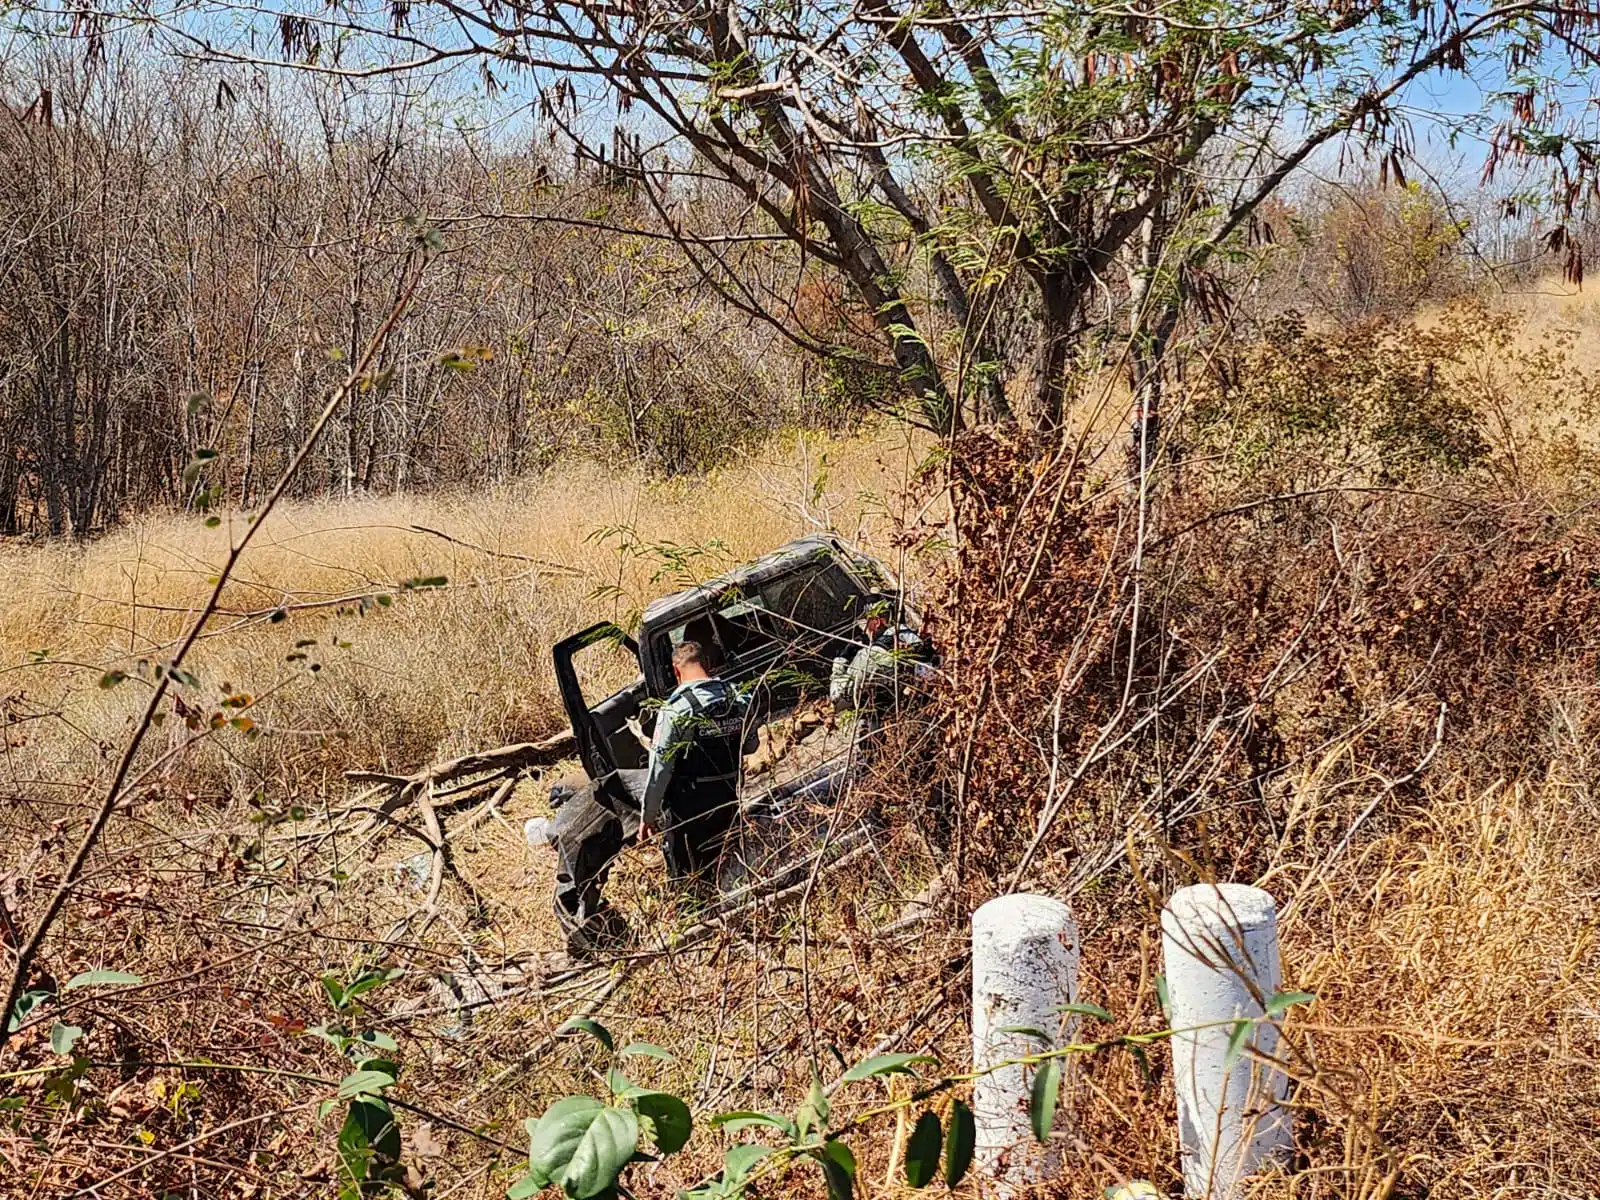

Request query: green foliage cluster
[
  {"left": 511, "top": 1020, "right": 976, "bottom": 1200},
  {"left": 309, "top": 968, "right": 409, "bottom": 1199}
]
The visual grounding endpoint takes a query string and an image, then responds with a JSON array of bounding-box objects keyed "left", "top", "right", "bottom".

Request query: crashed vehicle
[{"left": 552, "top": 534, "right": 920, "bottom": 821}]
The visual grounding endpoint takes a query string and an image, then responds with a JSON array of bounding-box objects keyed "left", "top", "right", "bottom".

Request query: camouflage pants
[{"left": 550, "top": 768, "right": 737, "bottom": 949}]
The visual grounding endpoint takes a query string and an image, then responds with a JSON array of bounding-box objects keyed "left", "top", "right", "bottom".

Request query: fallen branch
[
  {"left": 454, "top": 777, "right": 517, "bottom": 839},
  {"left": 345, "top": 728, "right": 576, "bottom": 833},
  {"left": 346, "top": 729, "right": 575, "bottom": 792}
]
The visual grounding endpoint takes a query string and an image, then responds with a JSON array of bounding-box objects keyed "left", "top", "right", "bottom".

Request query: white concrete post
[
  {"left": 1161, "top": 884, "right": 1292, "bottom": 1199},
  {"left": 971, "top": 893, "right": 1080, "bottom": 1190}
]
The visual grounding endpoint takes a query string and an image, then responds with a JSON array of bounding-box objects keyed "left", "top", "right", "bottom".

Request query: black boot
[{"left": 559, "top": 903, "right": 632, "bottom": 959}]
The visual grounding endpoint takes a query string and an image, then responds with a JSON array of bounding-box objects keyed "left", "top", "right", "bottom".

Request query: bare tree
[
  {"left": 0, "top": 44, "right": 825, "bottom": 532},
  {"left": 118, "top": 0, "right": 1600, "bottom": 442}
]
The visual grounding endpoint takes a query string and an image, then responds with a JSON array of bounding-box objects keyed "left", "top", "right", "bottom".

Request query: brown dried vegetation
[
  {"left": 900, "top": 303, "right": 1600, "bottom": 1196},
  {"left": 6, "top": 303, "right": 1600, "bottom": 1199}
]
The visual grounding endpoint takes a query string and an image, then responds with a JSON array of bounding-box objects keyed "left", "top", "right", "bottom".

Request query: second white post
[
  {"left": 1161, "top": 883, "right": 1292, "bottom": 1198},
  {"left": 971, "top": 893, "right": 1080, "bottom": 1189}
]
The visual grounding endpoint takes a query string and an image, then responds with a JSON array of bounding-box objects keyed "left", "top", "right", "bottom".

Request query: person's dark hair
[{"left": 673, "top": 639, "right": 724, "bottom": 672}]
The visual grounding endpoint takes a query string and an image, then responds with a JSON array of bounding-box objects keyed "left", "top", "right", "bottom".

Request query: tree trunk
[{"left": 1034, "top": 274, "right": 1074, "bottom": 432}]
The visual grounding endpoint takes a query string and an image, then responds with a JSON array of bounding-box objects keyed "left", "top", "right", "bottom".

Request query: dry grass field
[
  {"left": 0, "top": 426, "right": 962, "bottom": 1197},
  {"left": 0, "top": 429, "right": 933, "bottom": 788},
  {"left": 6, "top": 299, "right": 1600, "bottom": 1199}
]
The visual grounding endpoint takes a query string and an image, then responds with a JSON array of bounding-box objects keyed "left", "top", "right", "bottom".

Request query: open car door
[{"left": 552, "top": 622, "right": 649, "bottom": 781}]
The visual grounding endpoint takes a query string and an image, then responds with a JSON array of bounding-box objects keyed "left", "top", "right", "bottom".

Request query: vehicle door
[{"left": 552, "top": 622, "right": 649, "bottom": 780}]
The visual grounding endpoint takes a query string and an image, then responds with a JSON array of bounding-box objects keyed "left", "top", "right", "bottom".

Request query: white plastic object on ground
[{"left": 524, "top": 816, "right": 554, "bottom": 849}]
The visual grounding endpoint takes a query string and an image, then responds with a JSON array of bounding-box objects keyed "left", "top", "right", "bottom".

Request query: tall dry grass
[
  {"left": 8, "top": 306, "right": 1600, "bottom": 1200},
  {"left": 1287, "top": 773, "right": 1600, "bottom": 1195},
  {"left": 0, "top": 428, "right": 934, "bottom": 798}
]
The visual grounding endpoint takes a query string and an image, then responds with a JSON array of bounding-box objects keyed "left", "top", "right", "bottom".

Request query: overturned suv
[
  {"left": 541, "top": 535, "right": 925, "bottom": 953},
  {"left": 553, "top": 533, "right": 921, "bottom": 804}
]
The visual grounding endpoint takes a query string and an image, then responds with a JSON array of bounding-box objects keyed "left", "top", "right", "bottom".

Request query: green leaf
[
  {"left": 527, "top": 1098, "right": 638, "bottom": 1200},
  {"left": 818, "top": 1140, "right": 856, "bottom": 1200},
  {"left": 527, "top": 1097, "right": 602, "bottom": 1178},
  {"left": 943, "top": 1100, "right": 974, "bottom": 1188},
  {"left": 620, "top": 1041, "right": 673, "bottom": 1061},
  {"left": 342, "top": 970, "right": 399, "bottom": 1004},
  {"left": 50, "top": 1023, "right": 83, "bottom": 1056},
  {"left": 338, "top": 1095, "right": 400, "bottom": 1188},
  {"left": 796, "top": 1072, "right": 830, "bottom": 1140},
  {"left": 354, "top": 1056, "right": 400, "bottom": 1079},
  {"left": 8, "top": 992, "right": 50, "bottom": 1036},
  {"left": 822, "top": 1141, "right": 856, "bottom": 1176},
  {"left": 904, "top": 1111, "right": 940, "bottom": 1188},
  {"left": 840, "top": 1052, "right": 935, "bottom": 1082},
  {"left": 722, "top": 1144, "right": 773, "bottom": 1184},
  {"left": 559, "top": 1017, "right": 614, "bottom": 1051},
  {"left": 322, "top": 977, "right": 347, "bottom": 1009},
  {"left": 98, "top": 671, "right": 128, "bottom": 690},
  {"left": 354, "top": 1030, "right": 398, "bottom": 1054},
  {"left": 1222, "top": 1019, "right": 1252, "bottom": 1071},
  {"left": 306, "top": 1022, "right": 350, "bottom": 1051},
  {"left": 1055, "top": 1002, "right": 1113, "bottom": 1022},
  {"left": 1029, "top": 1057, "right": 1060, "bottom": 1144},
  {"left": 62, "top": 970, "right": 142, "bottom": 991},
  {"left": 607, "top": 1068, "right": 643, "bottom": 1098},
  {"left": 1264, "top": 990, "right": 1316, "bottom": 1018},
  {"left": 507, "top": 1171, "right": 544, "bottom": 1199},
  {"left": 204, "top": 516, "right": 221, "bottom": 528},
  {"left": 194, "top": 448, "right": 219, "bottom": 460},
  {"left": 338, "top": 1069, "right": 396, "bottom": 1098},
  {"left": 632, "top": 1090, "right": 692, "bottom": 1154},
  {"left": 709, "top": 1111, "right": 797, "bottom": 1137},
  {"left": 1155, "top": 974, "right": 1171, "bottom": 1022}
]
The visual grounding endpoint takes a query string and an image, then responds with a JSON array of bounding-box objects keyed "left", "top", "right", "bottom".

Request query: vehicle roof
[{"left": 639, "top": 534, "right": 851, "bottom": 633}]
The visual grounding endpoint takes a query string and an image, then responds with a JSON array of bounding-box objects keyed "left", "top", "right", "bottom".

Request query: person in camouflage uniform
[
  {"left": 549, "top": 640, "right": 752, "bottom": 956},
  {"left": 829, "top": 607, "right": 934, "bottom": 712}
]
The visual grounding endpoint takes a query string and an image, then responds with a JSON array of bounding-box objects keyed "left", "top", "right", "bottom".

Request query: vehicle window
[
  {"left": 757, "top": 564, "right": 858, "bottom": 637},
  {"left": 652, "top": 592, "right": 763, "bottom": 676},
  {"left": 655, "top": 567, "right": 859, "bottom": 663}
]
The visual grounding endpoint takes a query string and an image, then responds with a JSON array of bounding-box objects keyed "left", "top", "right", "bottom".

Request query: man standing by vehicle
[{"left": 547, "top": 640, "right": 750, "bottom": 956}]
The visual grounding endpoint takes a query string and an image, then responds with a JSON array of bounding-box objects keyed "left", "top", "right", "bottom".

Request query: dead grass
[
  {"left": 6, "top": 345, "right": 1600, "bottom": 1200},
  {"left": 1257, "top": 772, "right": 1600, "bottom": 1197},
  {"left": 0, "top": 426, "right": 965, "bottom": 1200},
  {"left": 0, "top": 428, "right": 935, "bottom": 791}
]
